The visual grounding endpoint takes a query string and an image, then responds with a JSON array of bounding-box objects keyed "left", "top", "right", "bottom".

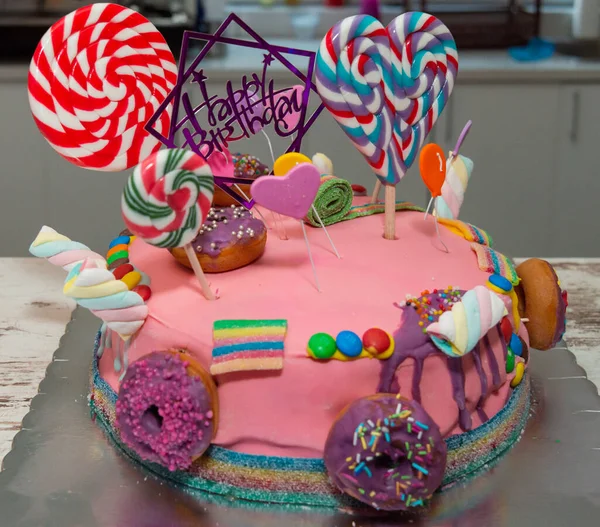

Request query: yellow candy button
[
  {"left": 273, "top": 152, "right": 312, "bottom": 176},
  {"left": 510, "top": 361, "right": 525, "bottom": 388},
  {"left": 122, "top": 271, "right": 142, "bottom": 290}
]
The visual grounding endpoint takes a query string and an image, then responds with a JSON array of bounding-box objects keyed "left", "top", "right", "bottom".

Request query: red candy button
[
  {"left": 133, "top": 285, "right": 152, "bottom": 301},
  {"left": 500, "top": 317, "right": 513, "bottom": 343},
  {"left": 351, "top": 184, "right": 367, "bottom": 196},
  {"left": 112, "top": 263, "right": 135, "bottom": 280},
  {"left": 362, "top": 328, "right": 390, "bottom": 355}
]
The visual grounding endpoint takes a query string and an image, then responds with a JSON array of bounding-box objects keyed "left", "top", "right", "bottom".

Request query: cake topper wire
[{"left": 301, "top": 220, "right": 321, "bottom": 292}]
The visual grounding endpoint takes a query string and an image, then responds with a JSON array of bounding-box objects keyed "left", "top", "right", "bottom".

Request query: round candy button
[
  {"left": 133, "top": 285, "right": 152, "bottom": 302},
  {"left": 509, "top": 333, "right": 523, "bottom": 357},
  {"left": 510, "top": 361, "right": 525, "bottom": 388},
  {"left": 362, "top": 328, "right": 394, "bottom": 359},
  {"left": 500, "top": 318, "right": 513, "bottom": 343},
  {"left": 112, "top": 263, "right": 135, "bottom": 280},
  {"left": 336, "top": 330, "right": 363, "bottom": 358},
  {"left": 506, "top": 349, "right": 515, "bottom": 374},
  {"left": 489, "top": 274, "right": 513, "bottom": 292},
  {"left": 122, "top": 271, "right": 142, "bottom": 290},
  {"left": 109, "top": 235, "right": 131, "bottom": 249},
  {"left": 307, "top": 333, "right": 336, "bottom": 360},
  {"left": 273, "top": 152, "right": 312, "bottom": 177}
]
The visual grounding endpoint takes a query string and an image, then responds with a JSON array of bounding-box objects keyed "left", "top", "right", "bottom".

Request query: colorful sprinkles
[
  {"left": 403, "top": 287, "right": 464, "bottom": 334},
  {"left": 233, "top": 153, "right": 271, "bottom": 179},
  {"left": 211, "top": 319, "right": 287, "bottom": 375}
]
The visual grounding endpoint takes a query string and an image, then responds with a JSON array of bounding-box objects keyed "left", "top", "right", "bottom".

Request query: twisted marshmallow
[
  {"left": 64, "top": 259, "right": 148, "bottom": 340},
  {"left": 427, "top": 286, "right": 507, "bottom": 357},
  {"left": 29, "top": 226, "right": 105, "bottom": 271},
  {"left": 434, "top": 155, "right": 473, "bottom": 220}
]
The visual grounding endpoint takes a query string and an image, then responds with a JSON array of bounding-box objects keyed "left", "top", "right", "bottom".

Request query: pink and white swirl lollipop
[
  {"left": 122, "top": 148, "right": 216, "bottom": 300},
  {"left": 28, "top": 3, "right": 177, "bottom": 171}
]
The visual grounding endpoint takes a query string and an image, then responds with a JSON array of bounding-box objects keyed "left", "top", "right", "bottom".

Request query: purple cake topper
[{"left": 145, "top": 13, "right": 324, "bottom": 208}]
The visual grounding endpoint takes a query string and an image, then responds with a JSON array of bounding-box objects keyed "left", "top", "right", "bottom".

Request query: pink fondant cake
[{"left": 83, "top": 203, "right": 565, "bottom": 511}]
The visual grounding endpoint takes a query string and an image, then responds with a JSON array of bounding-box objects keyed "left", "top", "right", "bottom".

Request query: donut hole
[
  {"left": 374, "top": 451, "right": 406, "bottom": 471},
  {"left": 141, "top": 405, "right": 163, "bottom": 434}
]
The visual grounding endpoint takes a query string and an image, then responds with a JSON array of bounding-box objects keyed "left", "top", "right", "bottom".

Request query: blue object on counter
[{"left": 509, "top": 38, "right": 555, "bottom": 62}]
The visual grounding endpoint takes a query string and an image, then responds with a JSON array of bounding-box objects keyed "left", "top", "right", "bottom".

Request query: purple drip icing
[
  {"left": 447, "top": 356, "right": 471, "bottom": 431},
  {"left": 483, "top": 335, "right": 501, "bottom": 389},
  {"left": 379, "top": 290, "right": 507, "bottom": 432}
]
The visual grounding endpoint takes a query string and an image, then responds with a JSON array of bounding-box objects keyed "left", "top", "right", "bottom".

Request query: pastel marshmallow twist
[
  {"left": 28, "top": 3, "right": 177, "bottom": 171},
  {"left": 64, "top": 258, "right": 148, "bottom": 340},
  {"left": 122, "top": 148, "right": 214, "bottom": 248},
  {"left": 426, "top": 286, "right": 507, "bottom": 357},
  {"left": 29, "top": 225, "right": 106, "bottom": 271},
  {"left": 316, "top": 13, "right": 458, "bottom": 185},
  {"left": 435, "top": 155, "right": 473, "bottom": 220}
]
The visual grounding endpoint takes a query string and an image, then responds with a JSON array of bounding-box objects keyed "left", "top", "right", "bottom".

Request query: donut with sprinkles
[
  {"left": 324, "top": 393, "right": 447, "bottom": 511},
  {"left": 116, "top": 351, "right": 218, "bottom": 471}
]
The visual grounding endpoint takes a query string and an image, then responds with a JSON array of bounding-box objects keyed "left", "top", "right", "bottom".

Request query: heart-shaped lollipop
[
  {"left": 251, "top": 163, "right": 321, "bottom": 220},
  {"left": 316, "top": 12, "right": 458, "bottom": 186}
]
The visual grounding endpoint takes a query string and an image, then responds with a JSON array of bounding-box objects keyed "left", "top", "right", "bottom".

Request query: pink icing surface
[{"left": 99, "top": 209, "right": 519, "bottom": 458}]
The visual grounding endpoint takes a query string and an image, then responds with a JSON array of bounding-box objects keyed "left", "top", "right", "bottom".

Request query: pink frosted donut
[
  {"left": 116, "top": 351, "right": 218, "bottom": 471},
  {"left": 324, "top": 394, "right": 447, "bottom": 511}
]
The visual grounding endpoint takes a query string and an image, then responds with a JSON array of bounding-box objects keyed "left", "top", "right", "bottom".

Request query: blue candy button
[
  {"left": 109, "top": 235, "right": 131, "bottom": 249},
  {"left": 489, "top": 274, "right": 512, "bottom": 292},
  {"left": 336, "top": 330, "right": 363, "bottom": 358},
  {"left": 509, "top": 333, "right": 523, "bottom": 357}
]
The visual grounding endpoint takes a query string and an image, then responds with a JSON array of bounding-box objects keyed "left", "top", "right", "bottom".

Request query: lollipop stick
[
  {"left": 184, "top": 244, "right": 216, "bottom": 300},
  {"left": 424, "top": 196, "right": 434, "bottom": 220},
  {"left": 261, "top": 129, "right": 276, "bottom": 167},
  {"left": 383, "top": 185, "right": 396, "bottom": 240},
  {"left": 433, "top": 204, "right": 449, "bottom": 253},
  {"left": 300, "top": 220, "right": 321, "bottom": 292},
  {"left": 311, "top": 205, "right": 340, "bottom": 258},
  {"left": 119, "top": 339, "right": 130, "bottom": 382},
  {"left": 371, "top": 181, "right": 382, "bottom": 204}
]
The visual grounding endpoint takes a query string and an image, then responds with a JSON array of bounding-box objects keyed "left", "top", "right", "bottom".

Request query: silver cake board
[{"left": 0, "top": 309, "right": 599, "bottom": 527}]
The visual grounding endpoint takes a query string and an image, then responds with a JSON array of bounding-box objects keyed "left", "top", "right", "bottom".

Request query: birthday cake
[{"left": 26, "top": 3, "right": 568, "bottom": 516}]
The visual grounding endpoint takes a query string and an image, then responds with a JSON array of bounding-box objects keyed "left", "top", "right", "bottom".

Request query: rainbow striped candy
[
  {"left": 316, "top": 13, "right": 458, "bottom": 186},
  {"left": 121, "top": 148, "right": 214, "bottom": 249}
]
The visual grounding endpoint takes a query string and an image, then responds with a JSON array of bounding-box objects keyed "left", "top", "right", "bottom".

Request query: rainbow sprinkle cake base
[{"left": 89, "top": 332, "right": 531, "bottom": 511}]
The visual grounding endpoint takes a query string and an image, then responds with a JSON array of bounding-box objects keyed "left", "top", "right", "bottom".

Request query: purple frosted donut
[
  {"left": 324, "top": 394, "right": 447, "bottom": 511},
  {"left": 116, "top": 352, "right": 217, "bottom": 472}
]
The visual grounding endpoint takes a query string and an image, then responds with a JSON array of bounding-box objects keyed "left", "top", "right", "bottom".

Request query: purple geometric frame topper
[{"left": 145, "top": 13, "right": 325, "bottom": 208}]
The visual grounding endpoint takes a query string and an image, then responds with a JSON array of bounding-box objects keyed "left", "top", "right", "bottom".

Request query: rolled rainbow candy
[
  {"left": 29, "top": 226, "right": 106, "bottom": 271},
  {"left": 64, "top": 258, "right": 148, "bottom": 340},
  {"left": 426, "top": 286, "right": 507, "bottom": 357},
  {"left": 434, "top": 155, "right": 474, "bottom": 220}
]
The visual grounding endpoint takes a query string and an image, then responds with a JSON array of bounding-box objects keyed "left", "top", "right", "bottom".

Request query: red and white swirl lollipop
[
  {"left": 122, "top": 148, "right": 216, "bottom": 300},
  {"left": 28, "top": 3, "right": 177, "bottom": 172}
]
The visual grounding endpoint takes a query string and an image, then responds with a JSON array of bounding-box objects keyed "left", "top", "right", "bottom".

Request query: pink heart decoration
[
  {"left": 251, "top": 163, "right": 321, "bottom": 220},
  {"left": 315, "top": 13, "right": 458, "bottom": 186}
]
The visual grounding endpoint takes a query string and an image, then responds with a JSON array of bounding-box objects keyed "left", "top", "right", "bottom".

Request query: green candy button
[
  {"left": 506, "top": 349, "right": 515, "bottom": 374},
  {"left": 307, "top": 333, "right": 337, "bottom": 360},
  {"left": 107, "top": 250, "right": 129, "bottom": 266}
]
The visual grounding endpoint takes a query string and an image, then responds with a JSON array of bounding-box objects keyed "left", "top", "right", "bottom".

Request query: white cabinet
[
  {"left": 553, "top": 85, "right": 600, "bottom": 257},
  {"left": 446, "top": 84, "right": 560, "bottom": 257}
]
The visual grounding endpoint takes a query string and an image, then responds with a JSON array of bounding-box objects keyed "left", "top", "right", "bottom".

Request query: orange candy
[{"left": 419, "top": 144, "right": 446, "bottom": 197}]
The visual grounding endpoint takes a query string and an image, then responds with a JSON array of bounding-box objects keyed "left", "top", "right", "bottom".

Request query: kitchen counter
[{"left": 5, "top": 45, "right": 600, "bottom": 83}]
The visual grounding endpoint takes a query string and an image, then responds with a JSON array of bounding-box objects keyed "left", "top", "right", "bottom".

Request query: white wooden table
[{"left": 1, "top": 258, "right": 598, "bottom": 465}]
